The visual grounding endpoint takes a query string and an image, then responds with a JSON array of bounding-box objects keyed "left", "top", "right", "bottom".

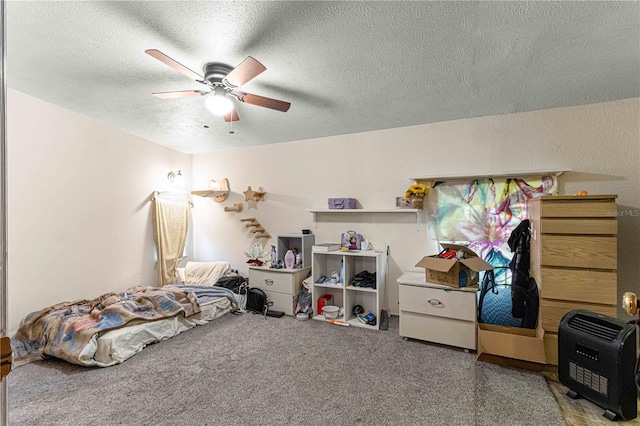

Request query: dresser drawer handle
[
  {"left": 428, "top": 299, "right": 444, "bottom": 308},
  {"left": 264, "top": 278, "right": 274, "bottom": 286}
]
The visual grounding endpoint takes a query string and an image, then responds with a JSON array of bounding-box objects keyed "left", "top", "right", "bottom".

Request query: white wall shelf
[
  {"left": 306, "top": 209, "right": 421, "bottom": 229},
  {"left": 410, "top": 169, "right": 570, "bottom": 188},
  {"left": 306, "top": 209, "right": 420, "bottom": 213}
]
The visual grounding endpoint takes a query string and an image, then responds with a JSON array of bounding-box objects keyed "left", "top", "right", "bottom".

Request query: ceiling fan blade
[
  {"left": 236, "top": 92, "right": 291, "bottom": 112},
  {"left": 152, "top": 90, "right": 203, "bottom": 99},
  {"left": 145, "top": 49, "right": 203, "bottom": 81},
  {"left": 223, "top": 108, "right": 240, "bottom": 122},
  {"left": 223, "top": 56, "right": 266, "bottom": 88}
]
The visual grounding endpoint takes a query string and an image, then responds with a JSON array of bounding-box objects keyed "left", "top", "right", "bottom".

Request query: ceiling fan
[{"left": 145, "top": 49, "right": 291, "bottom": 122}]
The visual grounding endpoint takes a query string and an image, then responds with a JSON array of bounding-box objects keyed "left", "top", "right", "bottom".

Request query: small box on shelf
[
  {"left": 312, "top": 243, "right": 341, "bottom": 252},
  {"left": 328, "top": 198, "right": 357, "bottom": 209}
]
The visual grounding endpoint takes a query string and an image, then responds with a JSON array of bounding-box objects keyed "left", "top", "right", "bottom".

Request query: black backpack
[
  {"left": 246, "top": 288, "right": 269, "bottom": 314},
  {"left": 214, "top": 275, "right": 248, "bottom": 294}
]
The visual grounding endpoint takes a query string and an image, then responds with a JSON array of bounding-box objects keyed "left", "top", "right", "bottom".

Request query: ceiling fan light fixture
[
  {"left": 147, "top": 50, "right": 290, "bottom": 122},
  {"left": 205, "top": 94, "right": 233, "bottom": 115}
]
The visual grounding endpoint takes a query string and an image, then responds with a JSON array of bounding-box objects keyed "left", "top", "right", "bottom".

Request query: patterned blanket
[{"left": 11, "top": 285, "right": 220, "bottom": 366}]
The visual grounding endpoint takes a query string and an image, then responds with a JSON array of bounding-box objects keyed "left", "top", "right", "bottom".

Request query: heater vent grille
[
  {"left": 568, "top": 314, "right": 620, "bottom": 342},
  {"left": 569, "top": 361, "right": 608, "bottom": 396}
]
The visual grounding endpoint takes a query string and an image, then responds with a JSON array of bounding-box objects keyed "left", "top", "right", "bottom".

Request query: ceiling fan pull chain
[{"left": 203, "top": 102, "right": 210, "bottom": 129}]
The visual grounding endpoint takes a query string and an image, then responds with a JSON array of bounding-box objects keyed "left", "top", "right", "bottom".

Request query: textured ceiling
[{"left": 7, "top": 1, "right": 640, "bottom": 153}]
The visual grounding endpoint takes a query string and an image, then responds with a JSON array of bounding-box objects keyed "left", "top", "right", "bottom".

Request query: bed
[{"left": 11, "top": 261, "right": 239, "bottom": 367}]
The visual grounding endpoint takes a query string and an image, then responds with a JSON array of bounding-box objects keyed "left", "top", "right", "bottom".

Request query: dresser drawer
[
  {"left": 541, "top": 235, "right": 617, "bottom": 270},
  {"left": 263, "top": 290, "right": 295, "bottom": 316},
  {"left": 539, "top": 199, "right": 617, "bottom": 218},
  {"left": 249, "top": 269, "right": 294, "bottom": 294},
  {"left": 400, "top": 311, "right": 476, "bottom": 350},
  {"left": 399, "top": 284, "right": 476, "bottom": 322},
  {"left": 541, "top": 299, "right": 616, "bottom": 332},
  {"left": 540, "top": 218, "right": 617, "bottom": 235},
  {"left": 541, "top": 267, "right": 617, "bottom": 305}
]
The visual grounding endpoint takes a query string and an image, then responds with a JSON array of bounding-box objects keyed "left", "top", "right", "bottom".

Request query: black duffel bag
[
  {"left": 246, "top": 287, "right": 269, "bottom": 314},
  {"left": 214, "top": 275, "right": 248, "bottom": 294}
]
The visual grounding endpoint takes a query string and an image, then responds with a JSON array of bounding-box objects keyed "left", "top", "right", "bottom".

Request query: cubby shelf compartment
[
  {"left": 311, "top": 249, "right": 387, "bottom": 330},
  {"left": 346, "top": 285, "right": 377, "bottom": 293},
  {"left": 276, "top": 234, "right": 315, "bottom": 269},
  {"left": 314, "top": 283, "right": 344, "bottom": 289}
]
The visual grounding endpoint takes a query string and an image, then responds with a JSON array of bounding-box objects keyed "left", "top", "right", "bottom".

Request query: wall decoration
[
  {"left": 403, "top": 183, "right": 429, "bottom": 210},
  {"left": 239, "top": 217, "right": 270, "bottom": 239},
  {"left": 426, "top": 175, "right": 557, "bottom": 326},
  {"left": 243, "top": 186, "right": 266, "bottom": 202},
  {"left": 224, "top": 203, "right": 243, "bottom": 213}
]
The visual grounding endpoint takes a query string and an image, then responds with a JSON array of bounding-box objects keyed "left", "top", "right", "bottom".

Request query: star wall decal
[{"left": 243, "top": 186, "right": 256, "bottom": 202}]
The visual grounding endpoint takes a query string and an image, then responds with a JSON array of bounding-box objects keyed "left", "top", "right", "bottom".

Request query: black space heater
[{"left": 558, "top": 309, "right": 637, "bottom": 421}]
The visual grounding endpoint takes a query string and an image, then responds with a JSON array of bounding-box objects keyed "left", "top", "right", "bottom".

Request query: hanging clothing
[
  {"left": 151, "top": 192, "right": 192, "bottom": 286},
  {"left": 508, "top": 219, "right": 531, "bottom": 319}
]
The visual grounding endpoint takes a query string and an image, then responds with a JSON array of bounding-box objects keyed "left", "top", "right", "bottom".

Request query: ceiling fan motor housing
[{"left": 204, "top": 62, "right": 234, "bottom": 86}]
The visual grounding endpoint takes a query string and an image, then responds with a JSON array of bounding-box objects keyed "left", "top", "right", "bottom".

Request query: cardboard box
[
  {"left": 415, "top": 243, "right": 493, "bottom": 288},
  {"left": 477, "top": 323, "right": 546, "bottom": 364}
]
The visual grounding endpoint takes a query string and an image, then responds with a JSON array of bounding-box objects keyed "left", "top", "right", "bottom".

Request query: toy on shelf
[
  {"left": 243, "top": 186, "right": 266, "bottom": 202},
  {"left": 192, "top": 178, "right": 230, "bottom": 202},
  {"left": 240, "top": 217, "right": 270, "bottom": 239}
]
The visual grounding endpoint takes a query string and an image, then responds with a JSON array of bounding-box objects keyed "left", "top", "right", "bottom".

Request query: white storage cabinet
[
  {"left": 248, "top": 266, "right": 311, "bottom": 316},
  {"left": 311, "top": 250, "right": 386, "bottom": 330},
  {"left": 398, "top": 272, "right": 478, "bottom": 350}
]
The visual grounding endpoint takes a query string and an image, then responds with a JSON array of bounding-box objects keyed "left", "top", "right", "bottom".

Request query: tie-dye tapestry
[{"left": 426, "top": 175, "right": 557, "bottom": 326}]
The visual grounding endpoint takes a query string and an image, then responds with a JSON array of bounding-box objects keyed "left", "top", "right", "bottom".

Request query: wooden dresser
[{"left": 528, "top": 194, "right": 618, "bottom": 365}]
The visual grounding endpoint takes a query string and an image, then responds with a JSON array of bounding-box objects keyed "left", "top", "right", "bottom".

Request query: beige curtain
[{"left": 152, "top": 192, "right": 192, "bottom": 286}]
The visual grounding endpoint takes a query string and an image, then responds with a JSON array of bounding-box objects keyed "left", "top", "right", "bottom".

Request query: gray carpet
[{"left": 7, "top": 313, "right": 565, "bottom": 425}]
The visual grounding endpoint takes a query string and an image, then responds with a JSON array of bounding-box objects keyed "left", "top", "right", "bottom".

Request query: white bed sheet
[{"left": 78, "top": 297, "right": 232, "bottom": 367}]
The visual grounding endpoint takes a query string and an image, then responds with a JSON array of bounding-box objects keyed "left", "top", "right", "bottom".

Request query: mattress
[{"left": 79, "top": 297, "right": 232, "bottom": 367}]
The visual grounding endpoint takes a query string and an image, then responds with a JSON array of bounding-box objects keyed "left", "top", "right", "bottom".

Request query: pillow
[
  {"left": 184, "top": 261, "right": 231, "bottom": 286},
  {"left": 175, "top": 267, "right": 187, "bottom": 283}
]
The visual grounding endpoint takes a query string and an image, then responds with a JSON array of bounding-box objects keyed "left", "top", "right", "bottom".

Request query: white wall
[
  {"left": 6, "top": 94, "right": 638, "bottom": 332},
  {"left": 7, "top": 89, "right": 192, "bottom": 332},
  {"left": 192, "top": 98, "right": 640, "bottom": 318}
]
